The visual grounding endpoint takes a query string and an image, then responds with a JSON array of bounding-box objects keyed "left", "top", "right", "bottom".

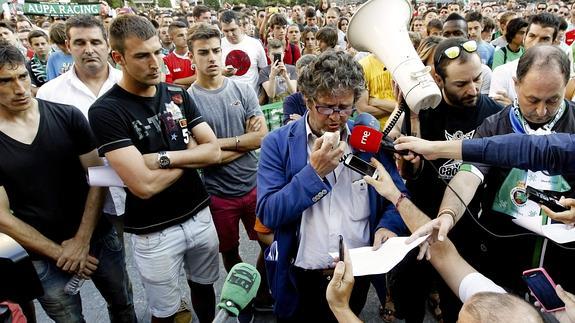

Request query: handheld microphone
[
  {"left": 353, "top": 112, "right": 381, "bottom": 131},
  {"left": 214, "top": 263, "right": 261, "bottom": 322},
  {"left": 349, "top": 125, "right": 409, "bottom": 155}
]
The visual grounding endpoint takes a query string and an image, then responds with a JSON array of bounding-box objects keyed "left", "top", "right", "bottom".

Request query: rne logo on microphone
[{"left": 361, "top": 131, "right": 370, "bottom": 145}]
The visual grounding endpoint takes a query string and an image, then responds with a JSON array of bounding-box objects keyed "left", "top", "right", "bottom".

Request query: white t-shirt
[
  {"left": 489, "top": 59, "right": 518, "bottom": 103},
  {"left": 221, "top": 36, "right": 268, "bottom": 91},
  {"left": 458, "top": 272, "right": 507, "bottom": 303}
]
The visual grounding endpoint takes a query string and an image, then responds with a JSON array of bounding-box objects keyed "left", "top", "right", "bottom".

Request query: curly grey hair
[{"left": 298, "top": 50, "right": 365, "bottom": 102}]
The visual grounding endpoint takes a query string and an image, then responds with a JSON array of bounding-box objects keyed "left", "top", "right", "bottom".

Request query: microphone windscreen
[
  {"left": 217, "top": 263, "right": 261, "bottom": 316},
  {"left": 353, "top": 112, "right": 381, "bottom": 131},
  {"left": 349, "top": 125, "right": 383, "bottom": 153}
]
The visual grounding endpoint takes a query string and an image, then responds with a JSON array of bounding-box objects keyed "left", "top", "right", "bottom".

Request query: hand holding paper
[{"left": 330, "top": 235, "right": 429, "bottom": 276}]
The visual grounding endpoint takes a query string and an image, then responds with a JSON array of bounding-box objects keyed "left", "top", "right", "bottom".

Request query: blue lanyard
[{"left": 509, "top": 100, "right": 565, "bottom": 134}]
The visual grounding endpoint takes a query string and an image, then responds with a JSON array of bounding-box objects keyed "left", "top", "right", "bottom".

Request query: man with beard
[
  {"left": 389, "top": 37, "right": 501, "bottom": 323},
  {"left": 426, "top": 44, "right": 575, "bottom": 321}
]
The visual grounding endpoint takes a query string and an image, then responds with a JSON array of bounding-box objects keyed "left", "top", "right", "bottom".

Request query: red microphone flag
[{"left": 349, "top": 125, "right": 383, "bottom": 153}]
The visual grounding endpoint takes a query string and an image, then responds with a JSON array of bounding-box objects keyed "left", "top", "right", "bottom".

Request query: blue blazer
[{"left": 256, "top": 115, "right": 409, "bottom": 318}]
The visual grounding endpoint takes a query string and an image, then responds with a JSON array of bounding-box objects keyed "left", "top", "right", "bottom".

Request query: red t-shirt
[
  {"left": 163, "top": 51, "right": 195, "bottom": 82},
  {"left": 565, "top": 29, "right": 575, "bottom": 46}
]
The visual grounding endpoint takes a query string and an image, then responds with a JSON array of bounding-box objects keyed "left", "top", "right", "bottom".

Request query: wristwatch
[{"left": 157, "top": 151, "right": 171, "bottom": 169}]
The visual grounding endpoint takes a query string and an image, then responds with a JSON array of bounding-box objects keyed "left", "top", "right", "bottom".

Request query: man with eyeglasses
[
  {"left": 422, "top": 44, "right": 575, "bottom": 319},
  {"left": 537, "top": 3, "right": 547, "bottom": 12},
  {"left": 389, "top": 37, "right": 501, "bottom": 323},
  {"left": 256, "top": 50, "right": 408, "bottom": 322},
  {"left": 547, "top": 3, "right": 560, "bottom": 15}
]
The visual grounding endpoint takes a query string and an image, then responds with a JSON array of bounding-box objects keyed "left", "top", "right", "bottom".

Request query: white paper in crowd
[
  {"left": 329, "top": 235, "right": 429, "bottom": 276},
  {"left": 512, "top": 216, "right": 575, "bottom": 244},
  {"left": 88, "top": 166, "right": 126, "bottom": 187}
]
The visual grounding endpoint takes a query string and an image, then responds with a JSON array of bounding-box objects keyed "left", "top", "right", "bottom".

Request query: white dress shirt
[
  {"left": 294, "top": 118, "right": 371, "bottom": 270},
  {"left": 37, "top": 64, "right": 126, "bottom": 216}
]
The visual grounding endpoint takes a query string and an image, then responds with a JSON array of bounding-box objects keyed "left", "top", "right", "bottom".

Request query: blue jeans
[{"left": 32, "top": 229, "right": 136, "bottom": 323}]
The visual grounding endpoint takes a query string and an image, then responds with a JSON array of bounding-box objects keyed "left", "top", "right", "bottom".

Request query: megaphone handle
[{"left": 382, "top": 102, "right": 407, "bottom": 137}]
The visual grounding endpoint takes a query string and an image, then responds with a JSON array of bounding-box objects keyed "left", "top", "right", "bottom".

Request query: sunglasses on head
[{"left": 435, "top": 40, "right": 477, "bottom": 65}]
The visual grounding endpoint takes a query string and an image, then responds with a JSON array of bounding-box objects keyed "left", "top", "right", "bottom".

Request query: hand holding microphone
[
  {"left": 310, "top": 131, "right": 346, "bottom": 178},
  {"left": 349, "top": 113, "right": 409, "bottom": 155}
]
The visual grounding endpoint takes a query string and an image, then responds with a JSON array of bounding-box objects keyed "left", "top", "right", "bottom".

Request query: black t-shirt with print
[
  {"left": 0, "top": 99, "right": 110, "bottom": 252},
  {"left": 464, "top": 101, "right": 575, "bottom": 294},
  {"left": 406, "top": 94, "right": 501, "bottom": 217},
  {"left": 89, "top": 83, "right": 210, "bottom": 234}
]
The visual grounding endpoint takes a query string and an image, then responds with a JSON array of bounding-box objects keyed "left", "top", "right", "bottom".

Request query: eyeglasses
[
  {"left": 435, "top": 40, "right": 477, "bottom": 65},
  {"left": 314, "top": 103, "right": 356, "bottom": 116}
]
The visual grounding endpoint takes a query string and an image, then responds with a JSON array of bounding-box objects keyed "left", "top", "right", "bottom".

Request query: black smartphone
[
  {"left": 526, "top": 186, "right": 568, "bottom": 213},
  {"left": 522, "top": 268, "right": 565, "bottom": 312},
  {"left": 338, "top": 235, "right": 344, "bottom": 262},
  {"left": 273, "top": 53, "right": 281, "bottom": 63},
  {"left": 343, "top": 154, "right": 379, "bottom": 179}
]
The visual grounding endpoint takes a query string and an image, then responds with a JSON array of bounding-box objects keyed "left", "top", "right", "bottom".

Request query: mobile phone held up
[
  {"left": 522, "top": 267, "right": 565, "bottom": 312},
  {"left": 273, "top": 53, "right": 282, "bottom": 64},
  {"left": 343, "top": 154, "right": 379, "bottom": 180}
]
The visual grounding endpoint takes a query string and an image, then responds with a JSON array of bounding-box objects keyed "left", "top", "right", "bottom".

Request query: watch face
[{"left": 159, "top": 156, "right": 170, "bottom": 168}]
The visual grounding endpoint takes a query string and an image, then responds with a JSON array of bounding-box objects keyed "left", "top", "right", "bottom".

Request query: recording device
[
  {"left": 522, "top": 268, "right": 565, "bottom": 312},
  {"left": 343, "top": 154, "right": 379, "bottom": 179},
  {"left": 354, "top": 112, "right": 381, "bottom": 131},
  {"left": 338, "top": 235, "right": 344, "bottom": 262},
  {"left": 321, "top": 131, "right": 340, "bottom": 150},
  {"left": 273, "top": 53, "right": 282, "bottom": 64},
  {"left": 349, "top": 125, "right": 409, "bottom": 155},
  {"left": 214, "top": 263, "right": 261, "bottom": 322},
  {"left": 526, "top": 186, "right": 569, "bottom": 213}
]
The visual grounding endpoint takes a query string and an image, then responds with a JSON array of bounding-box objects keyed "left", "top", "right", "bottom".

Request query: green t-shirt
[{"left": 491, "top": 45, "right": 525, "bottom": 70}]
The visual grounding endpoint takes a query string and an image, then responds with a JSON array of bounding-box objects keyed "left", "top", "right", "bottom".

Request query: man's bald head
[
  {"left": 459, "top": 292, "right": 543, "bottom": 323},
  {"left": 516, "top": 45, "right": 570, "bottom": 86}
]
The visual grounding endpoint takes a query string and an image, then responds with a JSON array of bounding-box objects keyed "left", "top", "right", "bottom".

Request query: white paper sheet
[
  {"left": 88, "top": 166, "right": 126, "bottom": 187},
  {"left": 512, "top": 216, "right": 575, "bottom": 244},
  {"left": 329, "top": 235, "right": 429, "bottom": 276}
]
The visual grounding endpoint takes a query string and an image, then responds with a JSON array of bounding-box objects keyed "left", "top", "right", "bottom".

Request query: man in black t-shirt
[
  {"left": 0, "top": 42, "right": 135, "bottom": 322},
  {"left": 88, "top": 16, "right": 222, "bottom": 323},
  {"left": 391, "top": 37, "right": 501, "bottom": 322}
]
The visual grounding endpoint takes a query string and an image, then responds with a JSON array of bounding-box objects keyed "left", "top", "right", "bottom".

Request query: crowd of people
[{"left": 2, "top": 0, "right": 575, "bottom": 322}]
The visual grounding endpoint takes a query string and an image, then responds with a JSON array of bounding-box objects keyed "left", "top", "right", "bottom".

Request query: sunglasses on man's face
[
  {"left": 548, "top": 8, "right": 559, "bottom": 12},
  {"left": 435, "top": 40, "right": 477, "bottom": 65},
  {"left": 537, "top": 7, "right": 546, "bottom": 10}
]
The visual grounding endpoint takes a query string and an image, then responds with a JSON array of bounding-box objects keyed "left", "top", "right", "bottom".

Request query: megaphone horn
[{"left": 347, "top": 0, "right": 441, "bottom": 114}]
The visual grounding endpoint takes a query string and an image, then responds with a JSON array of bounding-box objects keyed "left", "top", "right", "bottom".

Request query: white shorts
[{"left": 131, "top": 207, "right": 220, "bottom": 318}]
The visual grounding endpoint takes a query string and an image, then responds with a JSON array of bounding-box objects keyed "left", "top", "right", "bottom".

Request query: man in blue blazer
[{"left": 256, "top": 51, "right": 409, "bottom": 321}]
